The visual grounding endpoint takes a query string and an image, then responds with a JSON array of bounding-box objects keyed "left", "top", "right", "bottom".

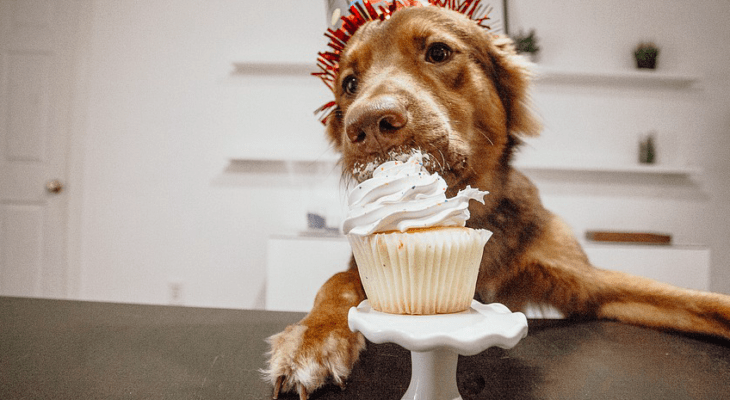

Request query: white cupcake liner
[{"left": 348, "top": 227, "right": 492, "bottom": 314}]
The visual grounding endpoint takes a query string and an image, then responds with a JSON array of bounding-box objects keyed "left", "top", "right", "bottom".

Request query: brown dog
[{"left": 264, "top": 5, "right": 730, "bottom": 399}]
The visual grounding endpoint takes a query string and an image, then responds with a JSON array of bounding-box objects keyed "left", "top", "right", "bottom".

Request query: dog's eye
[
  {"left": 426, "top": 42, "right": 452, "bottom": 64},
  {"left": 342, "top": 75, "right": 358, "bottom": 95}
]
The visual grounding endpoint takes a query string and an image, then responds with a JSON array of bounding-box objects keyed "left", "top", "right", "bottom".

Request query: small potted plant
[
  {"left": 638, "top": 131, "right": 657, "bottom": 164},
  {"left": 512, "top": 29, "right": 541, "bottom": 62},
  {"left": 634, "top": 42, "right": 659, "bottom": 69}
]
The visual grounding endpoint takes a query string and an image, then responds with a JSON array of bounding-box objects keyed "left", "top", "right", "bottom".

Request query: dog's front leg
[{"left": 264, "top": 260, "right": 366, "bottom": 399}]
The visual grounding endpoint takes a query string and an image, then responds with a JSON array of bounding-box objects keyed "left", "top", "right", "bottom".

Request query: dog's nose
[{"left": 345, "top": 96, "right": 408, "bottom": 152}]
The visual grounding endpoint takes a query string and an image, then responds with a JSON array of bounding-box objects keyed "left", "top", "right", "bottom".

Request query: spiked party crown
[{"left": 313, "top": 0, "right": 498, "bottom": 124}]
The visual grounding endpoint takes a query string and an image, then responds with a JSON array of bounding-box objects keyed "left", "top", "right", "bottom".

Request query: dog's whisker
[
  {"left": 435, "top": 148, "right": 448, "bottom": 175},
  {"left": 471, "top": 127, "right": 495, "bottom": 146}
]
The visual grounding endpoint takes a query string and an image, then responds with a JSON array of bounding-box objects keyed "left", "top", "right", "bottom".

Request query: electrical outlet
[{"left": 168, "top": 280, "right": 184, "bottom": 305}]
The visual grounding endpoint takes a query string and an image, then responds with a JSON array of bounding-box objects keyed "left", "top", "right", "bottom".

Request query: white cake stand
[{"left": 348, "top": 300, "right": 528, "bottom": 400}]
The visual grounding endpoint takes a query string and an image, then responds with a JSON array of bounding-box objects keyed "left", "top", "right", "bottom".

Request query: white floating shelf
[
  {"left": 514, "top": 161, "right": 701, "bottom": 176},
  {"left": 229, "top": 155, "right": 339, "bottom": 164},
  {"left": 533, "top": 66, "right": 700, "bottom": 87},
  {"left": 230, "top": 62, "right": 701, "bottom": 87},
  {"left": 229, "top": 156, "right": 700, "bottom": 177},
  {"left": 231, "top": 62, "right": 315, "bottom": 76},
  {"left": 229, "top": 147, "right": 339, "bottom": 164}
]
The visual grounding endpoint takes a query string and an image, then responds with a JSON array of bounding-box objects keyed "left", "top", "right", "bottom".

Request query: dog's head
[{"left": 323, "top": 6, "right": 540, "bottom": 200}]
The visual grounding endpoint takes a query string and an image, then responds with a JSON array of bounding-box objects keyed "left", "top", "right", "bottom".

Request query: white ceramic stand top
[{"left": 348, "top": 300, "right": 528, "bottom": 400}]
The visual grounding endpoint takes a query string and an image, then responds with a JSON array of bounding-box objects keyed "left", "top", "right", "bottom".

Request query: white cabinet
[
  {"left": 266, "top": 235, "right": 351, "bottom": 312},
  {"left": 582, "top": 243, "right": 710, "bottom": 291},
  {"left": 266, "top": 235, "right": 710, "bottom": 313}
]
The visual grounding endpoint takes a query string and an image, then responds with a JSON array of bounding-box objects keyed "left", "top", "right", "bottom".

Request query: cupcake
[{"left": 343, "top": 152, "right": 492, "bottom": 314}]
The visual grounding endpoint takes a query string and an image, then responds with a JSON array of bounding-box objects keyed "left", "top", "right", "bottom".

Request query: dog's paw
[{"left": 262, "top": 322, "right": 366, "bottom": 399}]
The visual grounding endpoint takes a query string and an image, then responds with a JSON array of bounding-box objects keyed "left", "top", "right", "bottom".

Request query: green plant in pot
[
  {"left": 634, "top": 42, "right": 659, "bottom": 69},
  {"left": 512, "top": 29, "right": 540, "bottom": 62}
]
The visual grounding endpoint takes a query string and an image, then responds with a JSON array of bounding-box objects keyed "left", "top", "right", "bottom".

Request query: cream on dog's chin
[{"left": 264, "top": 5, "right": 730, "bottom": 399}]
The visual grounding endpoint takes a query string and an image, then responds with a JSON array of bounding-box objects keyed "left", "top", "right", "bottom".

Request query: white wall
[
  {"left": 75, "top": 0, "right": 333, "bottom": 308},
  {"left": 71, "top": 0, "right": 730, "bottom": 309}
]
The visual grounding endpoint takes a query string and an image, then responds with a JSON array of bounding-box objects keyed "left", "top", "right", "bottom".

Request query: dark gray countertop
[{"left": 2, "top": 296, "right": 729, "bottom": 399}]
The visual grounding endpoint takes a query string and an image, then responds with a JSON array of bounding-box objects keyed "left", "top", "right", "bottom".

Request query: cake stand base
[
  {"left": 348, "top": 300, "right": 528, "bottom": 400},
  {"left": 402, "top": 348, "right": 460, "bottom": 400}
]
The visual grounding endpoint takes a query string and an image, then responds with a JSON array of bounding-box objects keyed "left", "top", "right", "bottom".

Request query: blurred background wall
[{"left": 2, "top": 0, "right": 728, "bottom": 309}]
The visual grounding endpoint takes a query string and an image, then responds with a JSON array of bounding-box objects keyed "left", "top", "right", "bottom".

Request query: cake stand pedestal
[{"left": 348, "top": 300, "right": 528, "bottom": 400}]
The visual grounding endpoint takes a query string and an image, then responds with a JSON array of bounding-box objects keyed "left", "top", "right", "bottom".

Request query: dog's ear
[{"left": 482, "top": 34, "right": 541, "bottom": 138}]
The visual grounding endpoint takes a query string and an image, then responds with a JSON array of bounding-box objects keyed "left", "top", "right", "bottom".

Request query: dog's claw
[
  {"left": 298, "top": 384, "right": 308, "bottom": 400},
  {"left": 273, "top": 376, "right": 283, "bottom": 399}
]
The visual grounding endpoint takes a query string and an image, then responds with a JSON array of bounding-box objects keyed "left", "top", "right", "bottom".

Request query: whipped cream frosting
[{"left": 342, "top": 152, "right": 488, "bottom": 235}]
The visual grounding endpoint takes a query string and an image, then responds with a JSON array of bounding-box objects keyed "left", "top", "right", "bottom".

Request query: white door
[{"left": 0, "top": 0, "right": 85, "bottom": 298}]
